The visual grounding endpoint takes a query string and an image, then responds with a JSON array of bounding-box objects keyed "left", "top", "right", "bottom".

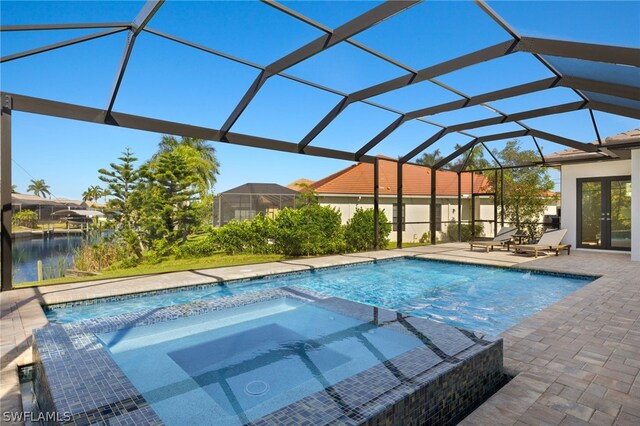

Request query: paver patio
[{"left": 1, "top": 244, "right": 638, "bottom": 425}]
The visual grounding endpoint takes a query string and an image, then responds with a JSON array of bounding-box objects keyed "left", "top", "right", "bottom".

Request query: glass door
[
  {"left": 577, "top": 176, "right": 631, "bottom": 251},
  {"left": 610, "top": 178, "right": 632, "bottom": 250},
  {"left": 578, "top": 180, "right": 602, "bottom": 248}
]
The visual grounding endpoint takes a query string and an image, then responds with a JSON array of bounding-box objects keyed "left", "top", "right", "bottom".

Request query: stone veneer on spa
[{"left": 33, "top": 287, "right": 505, "bottom": 425}]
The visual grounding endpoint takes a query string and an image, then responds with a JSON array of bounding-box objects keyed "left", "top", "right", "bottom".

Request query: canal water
[{"left": 12, "top": 232, "right": 110, "bottom": 284}]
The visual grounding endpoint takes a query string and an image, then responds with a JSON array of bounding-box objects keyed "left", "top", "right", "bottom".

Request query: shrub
[
  {"left": 73, "top": 242, "right": 120, "bottom": 272},
  {"left": 275, "top": 205, "right": 345, "bottom": 256},
  {"left": 175, "top": 234, "right": 217, "bottom": 259},
  {"left": 344, "top": 208, "right": 392, "bottom": 252},
  {"left": 117, "top": 256, "right": 140, "bottom": 269},
  {"left": 12, "top": 210, "right": 38, "bottom": 228},
  {"left": 214, "top": 219, "right": 249, "bottom": 255},
  {"left": 246, "top": 213, "right": 277, "bottom": 254},
  {"left": 117, "top": 228, "right": 144, "bottom": 260},
  {"left": 519, "top": 221, "right": 543, "bottom": 241},
  {"left": 272, "top": 208, "right": 299, "bottom": 255},
  {"left": 445, "top": 223, "right": 485, "bottom": 242},
  {"left": 144, "top": 239, "right": 174, "bottom": 264},
  {"left": 419, "top": 232, "right": 431, "bottom": 244}
]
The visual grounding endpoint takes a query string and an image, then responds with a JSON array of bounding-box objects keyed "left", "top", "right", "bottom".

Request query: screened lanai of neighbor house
[{"left": 1, "top": 0, "right": 639, "bottom": 292}]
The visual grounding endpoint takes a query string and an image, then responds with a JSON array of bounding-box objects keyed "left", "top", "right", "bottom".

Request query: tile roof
[
  {"left": 545, "top": 128, "right": 640, "bottom": 163},
  {"left": 310, "top": 158, "right": 491, "bottom": 196},
  {"left": 221, "top": 183, "right": 299, "bottom": 195},
  {"left": 286, "top": 178, "right": 315, "bottom": 191},
  {"left": 11, "top": 193, "right": 85, "bottom": 207}
]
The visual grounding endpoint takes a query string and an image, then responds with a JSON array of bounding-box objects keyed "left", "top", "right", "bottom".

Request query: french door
[{"left": 577, "top": 176, "right": 631, "bottom": 251}]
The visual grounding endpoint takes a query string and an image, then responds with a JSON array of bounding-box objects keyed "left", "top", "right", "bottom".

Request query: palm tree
[
  {"left": 451, "top": 144, "right": 491, "bottom": 171},
  {"left": 157, "top": 136, "right": 220, "bottom": 192},
  {"left": 82, "top": 185, "right": 103, "bottom": 203},
  {"left": 416, "top": 149, "right": 443, "bottom": 167},
  {"left": 99, "top": 187, "right": 111, "bottom": 204},
  {"left": 27, "top": 179, "right": 51, "bottom": 198},
  {"left": 81, "top": 188, "right": 92, "bottom": 202}
]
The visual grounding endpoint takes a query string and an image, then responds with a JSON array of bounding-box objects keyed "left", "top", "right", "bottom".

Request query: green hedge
[
  {"left": 274, "top": 205, "right": 345, "bottom": 256},
  {"left": 207, "top": 205, "right": 392, "bottom": 257},
  {"left": 164, "top": 205, "right": 394, "bottom": 259},
  {"left": 444, "top": 223, "right": 485, "bottom": 242},
  {"left": 344, "top": 208, "right": 391, "bottom": 252}
]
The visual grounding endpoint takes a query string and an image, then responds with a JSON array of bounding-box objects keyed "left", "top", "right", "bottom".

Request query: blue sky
[{"left": 1, "top": 0, "right": 639, "bottom": 199}]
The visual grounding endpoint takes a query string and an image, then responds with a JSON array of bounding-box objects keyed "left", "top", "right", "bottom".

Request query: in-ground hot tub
[{"left": 33, "top": 287, "right": 505, "bottom": 425}]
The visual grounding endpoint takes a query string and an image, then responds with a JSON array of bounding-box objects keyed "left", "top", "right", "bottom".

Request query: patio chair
[
  {"left": 468, "top": 227, "right": 518, "bottom": 252},
  {"left": 513, "top": 229, "right": 568, "bottom": 258}
]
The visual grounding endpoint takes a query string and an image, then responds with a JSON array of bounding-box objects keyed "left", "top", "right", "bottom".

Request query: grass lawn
[
  {"left": 12, "top": 223, "right": 90, "bottom": 232},
  {"left": 14, "top": 253, "right": 287, "bottom": 288},
  {"left": 13, "top": 243, "right": 428, "bottom": 288},
  {"left": 385, "top": 241, "right": 431, "bottom": 249},
  {"left": 14, "top": 225, "right": 58, "bottom": 232}
]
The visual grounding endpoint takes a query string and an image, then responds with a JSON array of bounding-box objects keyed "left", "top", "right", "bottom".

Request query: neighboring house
[
  {"left": 221, "top": 160, "right": 562, "bottom": 243},
  {"left": 213, "top": 183, "right": 298, "bottom": 226},
  {"left": 546, "top": 128, "right": 639, "bottom": 260},
  {"left": 286, "top": 178, "right": 314, "bottom": 191},
  {"left": 11, "top": 193, "right": 89, "bottom": 222},
  {"left": 304, "top": 157, "right": 499, "bottom": 243}
]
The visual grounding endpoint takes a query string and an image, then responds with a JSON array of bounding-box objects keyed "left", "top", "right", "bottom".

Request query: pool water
[
  {"left": 97, "top": 298, "right": 423, "bottom": 425},
  {"left": 47, "top": 258, "right": 594, "bottom": 334}
]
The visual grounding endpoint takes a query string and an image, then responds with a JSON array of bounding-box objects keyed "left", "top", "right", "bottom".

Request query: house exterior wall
[
  {"left": 320, "top": 193, "right": 559, "bottom": 243},
  {"left": 560, "top": 159, "right": 632, "bottom": 249},
  {"left": 543, "top": 204, "right": 559, "bottom": 216},
  {"left": 476, "top": 198, "right": 496, "bottom": 237},
  {"left": 318, "top": 195, "right": 496, "bottom": 243}
]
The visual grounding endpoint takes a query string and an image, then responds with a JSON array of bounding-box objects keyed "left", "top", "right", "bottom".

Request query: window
[
  {"left": 234, "top": 209, "right": 256, "bottom": 221},
  {"left": 393, "top": 203, "right": 405, "bottom": 232},
  {"left": 435, "top": 203, "right": 442, "bottom": 232}
]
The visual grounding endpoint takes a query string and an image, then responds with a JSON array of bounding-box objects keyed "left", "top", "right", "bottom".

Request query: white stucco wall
[
  {"left": 320, "top": 195, "right": 502, "bottom": 243},
  {"left": 320, "top": 196, "right": 436, "bottom": 242},
  {"left": 631, "top": 150, "right": 640, "bottom": 261},
  {"left": 560, "top": 160, "right": 632, "bottom": 248},
  {"left": 476, "top": 198, "right": 496, "bottom": 236}
]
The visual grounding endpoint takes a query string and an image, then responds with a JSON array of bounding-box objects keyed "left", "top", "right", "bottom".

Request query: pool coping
[
  {"left": 2, "top": 244, "right": 638, "bottom": 425},
  {"left": 41, "top": 255, "right": 597, "bottom": 318},
  {"left": 33, "top": 286, "right": 503, "bottom": 425},
  {"left": 41, "top": 258, "right": 384, "bottom": 313}
]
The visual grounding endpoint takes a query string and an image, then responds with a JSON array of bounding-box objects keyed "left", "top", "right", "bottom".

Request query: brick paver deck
[
  {"left": 1, "top": 245, "right": 638, "bottom": 425},
  {"left": 461, "top": 249, "right": 640, "bottom": 426}
]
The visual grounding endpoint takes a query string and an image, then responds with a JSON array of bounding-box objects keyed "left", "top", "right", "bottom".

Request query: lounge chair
[
  {"left": 469, "top": 227, "right": 518, "bottom": 252},
  {"left": 513, "top": 229, "right": 568, "bottom": 258}
]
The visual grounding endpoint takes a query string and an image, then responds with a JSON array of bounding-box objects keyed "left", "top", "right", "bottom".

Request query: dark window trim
[
  {"left": 576, "top": 175, "right": 631, "bottom": 251},
  {"left": 393, "top": 203, "right": 406, "bottom": 232}
]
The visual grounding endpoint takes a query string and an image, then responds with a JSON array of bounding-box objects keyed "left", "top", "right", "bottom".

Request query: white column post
[{"left": 631, "top": 149, "right": 640, "bottom": 261}]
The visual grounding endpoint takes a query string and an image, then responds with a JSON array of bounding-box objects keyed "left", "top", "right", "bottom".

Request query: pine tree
[
  {"left": 133, "top": 146, "right": 203, "bottom": 247},
  {"left": 98, "top": 148, "right": 139, "bottom": 227},
  {"left": 155, "top": 135, "right": 220, "bottom": 195}
]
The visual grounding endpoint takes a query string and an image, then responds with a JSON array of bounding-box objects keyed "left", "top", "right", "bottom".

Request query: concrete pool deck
[{"left": 1, "top": 243, "right": 638, "bottom": 425}]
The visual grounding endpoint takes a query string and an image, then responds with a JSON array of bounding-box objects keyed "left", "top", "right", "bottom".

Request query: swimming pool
[
  {"left": 34, "top": 288, "right": 506, "bottom": 425},
  {"left": 97, "top": 298, "right": 425, "bottom": 425},
  {"left": 46, "top": 258, "right": 594, "bottom": 334}
]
